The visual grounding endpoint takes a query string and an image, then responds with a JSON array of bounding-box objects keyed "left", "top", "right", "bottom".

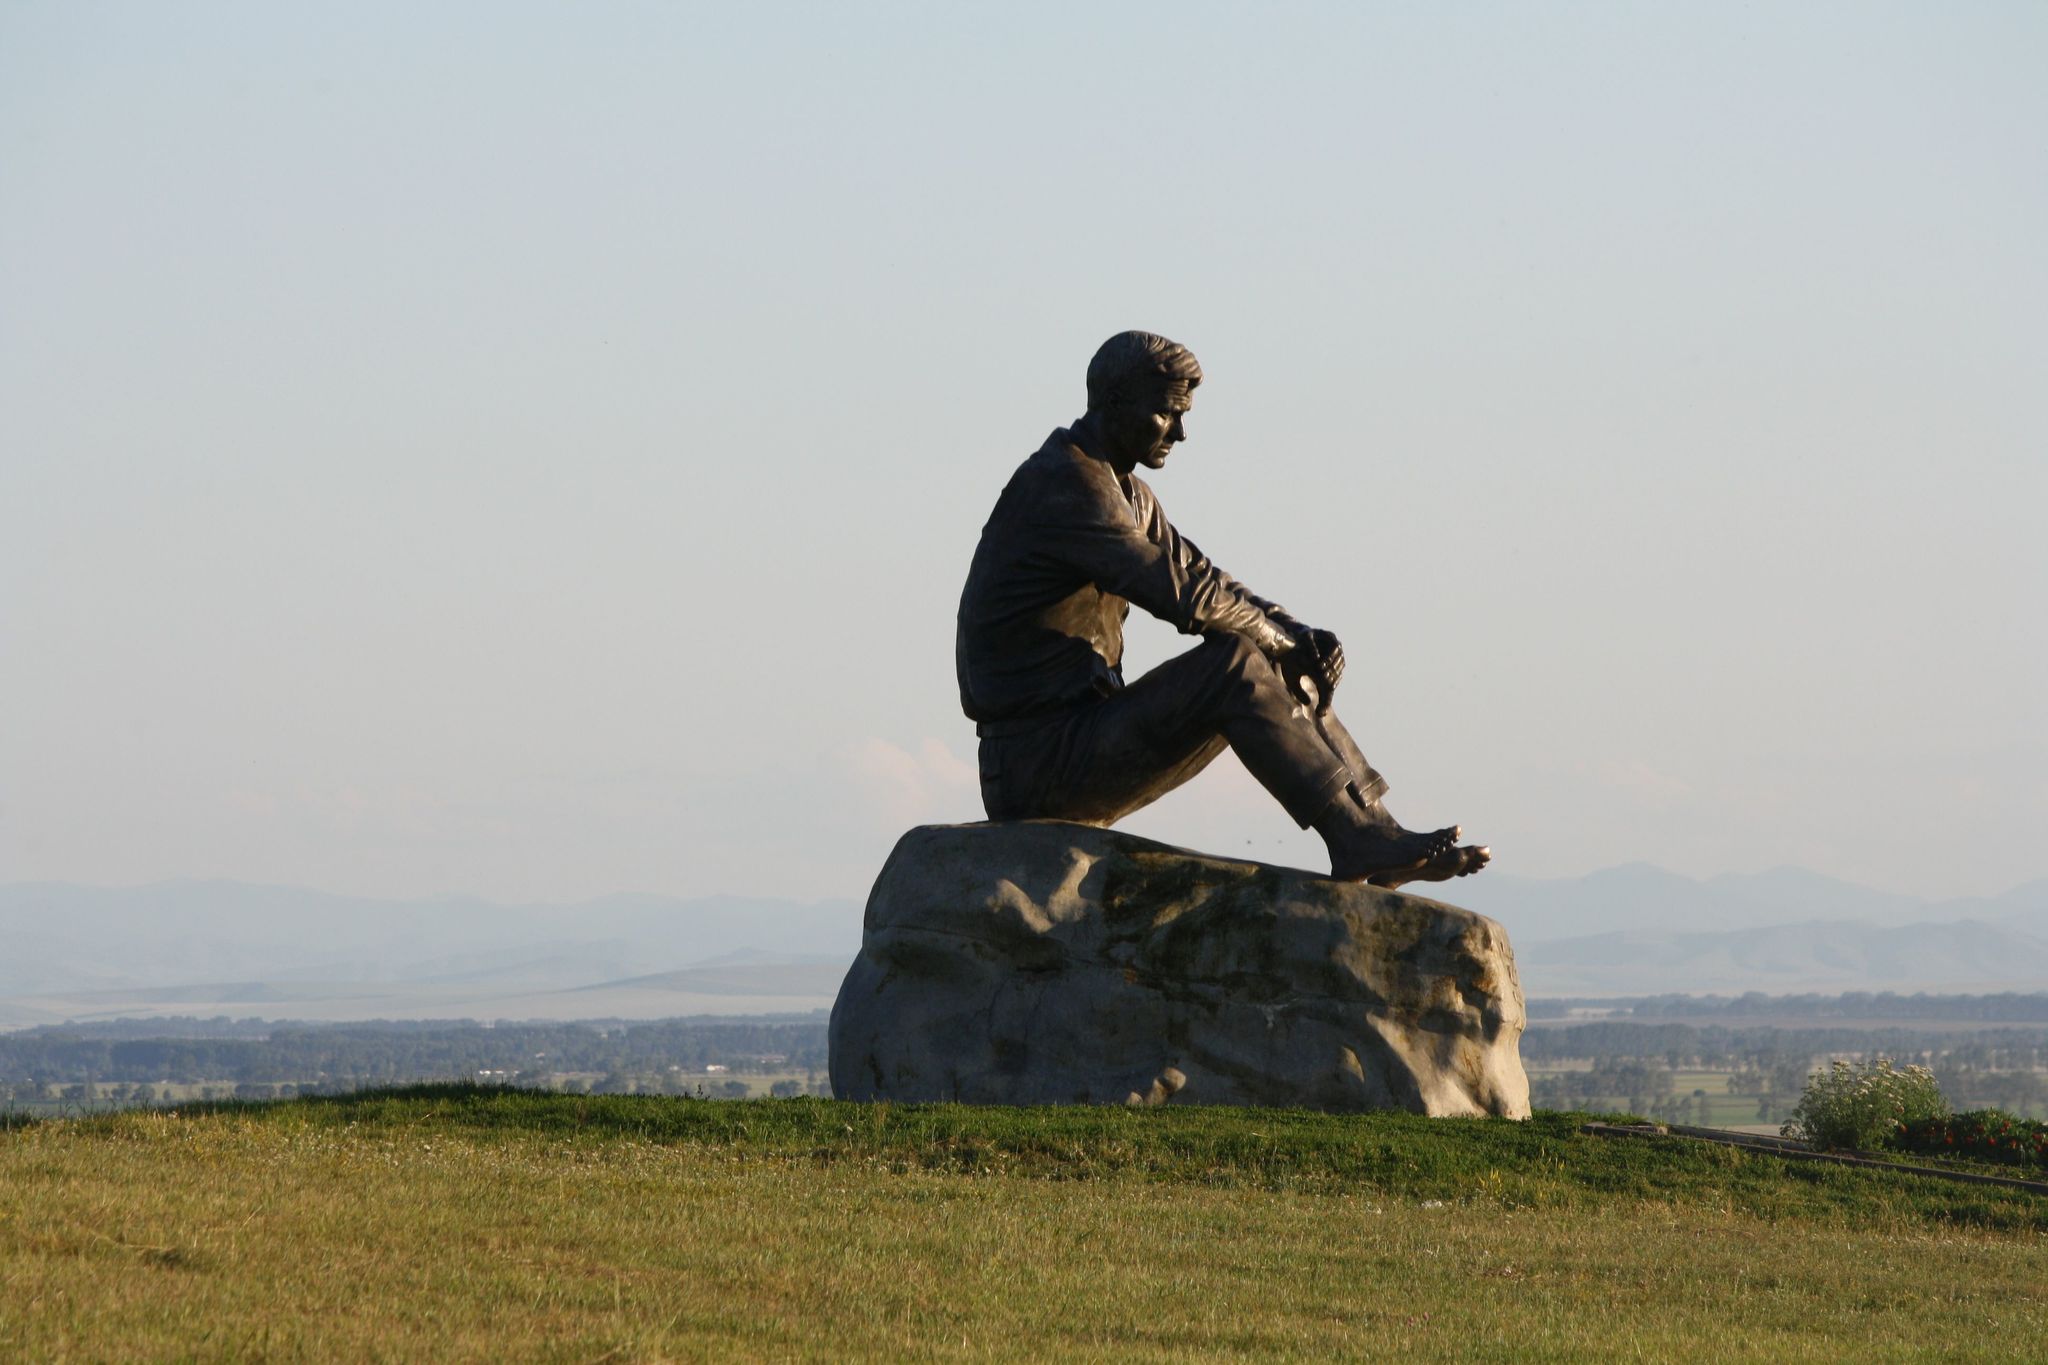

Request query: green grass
[{"left": 3, "top": 1086, "right": 2046, "bottom": 1361}]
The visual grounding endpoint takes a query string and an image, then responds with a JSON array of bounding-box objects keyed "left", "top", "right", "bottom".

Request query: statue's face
[{"left": 1103, "top": 377, "right": 1192, "bottom": 472}]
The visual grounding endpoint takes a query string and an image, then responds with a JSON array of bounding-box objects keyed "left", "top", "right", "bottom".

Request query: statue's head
[{"left": 1084, "top": 330, "right": 1202, "bottom": 472}]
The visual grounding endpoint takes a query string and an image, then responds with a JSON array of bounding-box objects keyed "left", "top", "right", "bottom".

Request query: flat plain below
[{"left": 2, "top": 1088, "right": 2044, "bottom": 1361}]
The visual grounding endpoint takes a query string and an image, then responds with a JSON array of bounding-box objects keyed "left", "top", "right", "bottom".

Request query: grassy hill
[{"left": 4, "top": 1087, "right": 2045, "bottom": 1360}]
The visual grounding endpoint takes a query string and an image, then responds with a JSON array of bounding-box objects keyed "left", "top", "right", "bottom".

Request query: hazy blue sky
[{"left": 4, "top": 3, "right": 2042, "bottom": 903}]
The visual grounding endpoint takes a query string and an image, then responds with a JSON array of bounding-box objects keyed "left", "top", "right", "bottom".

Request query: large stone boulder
[{"left": 829, "top": 821, "right": 1530, "bottom": 1118}]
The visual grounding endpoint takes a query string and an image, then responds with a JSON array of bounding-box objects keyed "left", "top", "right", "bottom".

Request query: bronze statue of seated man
[{"left": 955, "top": 330, "right": 1489, "bottom": 888}]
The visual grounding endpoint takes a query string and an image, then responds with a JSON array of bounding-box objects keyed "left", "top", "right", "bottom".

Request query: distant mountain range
[
  {"left": 1451, "top": 863, "right": 2048, "bottom": 943},
  {"left": 1512, "top": 918, "right": 2048, "bottom": 997},
  {"left": 1452, "top": 865, "right": 2048, "bottom": 996},
  {"left": 0, "top": 880, "right": 862, "bottom": 1026},
  {"left": 2, "top": 864, "right": 2044, "bottom": 1025}
]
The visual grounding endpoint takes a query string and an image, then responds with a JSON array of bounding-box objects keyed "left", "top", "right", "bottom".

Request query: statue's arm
[
  {"left": 1129, "top": 484, "right": 1299, "bottom": 655},
  {"left": 1136, "top": 484, "right": 1348, "bottom": 707},
  {"left": 1020, "top": 474, "right": 1277, "bottom": 652},
  {"left": 1035, "top": 484, "right": 1292, "bottom": 655}
]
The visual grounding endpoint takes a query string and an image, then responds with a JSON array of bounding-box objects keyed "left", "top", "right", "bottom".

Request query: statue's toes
[{"left": 1454, "top": 846, "right": 1492, "bottom": 877}]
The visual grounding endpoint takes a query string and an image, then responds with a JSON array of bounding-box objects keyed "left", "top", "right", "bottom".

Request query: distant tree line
[
  {"left": 1523, "top": 1022, "right": 2048, "bottom": 1071},
  {"left": 7, "top": 998, "right": 2047, "bottom": 1118},
  {"left": 25, "top": 1017, "right": 283, "bottom": 1040},
  {"left": 1528, "top": 992, "right": 2048, "bottom": 1022},
  {"left": 0, "top": 1015, "right": 831, "bottom": 1089},
  {"left": 1525, "top": 1020, "right": 2048, "bottom": 1121}
]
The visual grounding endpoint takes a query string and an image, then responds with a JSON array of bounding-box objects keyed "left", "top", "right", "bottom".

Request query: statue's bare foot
[
  {"left": 1325, "top": 824, "right": 1462, "bottom": 882},
  {"left": 1366, "top": 843, "right": 1492, "bottom": 890}
]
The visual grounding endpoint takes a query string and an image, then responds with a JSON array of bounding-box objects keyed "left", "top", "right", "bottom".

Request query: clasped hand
[{"left": 1280, "top": 622, "right": 1345, "bottom": 712}]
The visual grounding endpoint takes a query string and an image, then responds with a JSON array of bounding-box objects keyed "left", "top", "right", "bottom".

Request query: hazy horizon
[
  {"left": 5, "top": 861, "right": 2045, "bottom": 1025},
  {"left": 5, "top": 5, "right": 2043, "bottom": 905},
  {"left": 3, "top": 854, "right": 2044, "bottom": 909}
]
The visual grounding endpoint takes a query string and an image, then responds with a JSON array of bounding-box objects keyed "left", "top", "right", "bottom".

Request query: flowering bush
[
  {"left": 1897, "top": 1110, "right": 2048, "bottom": 1170},
  {"left": 1781, "top": 1057, "right": 1949, "bottom": 1152}
]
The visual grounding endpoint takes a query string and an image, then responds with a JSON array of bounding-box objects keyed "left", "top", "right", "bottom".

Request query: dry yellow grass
[{"left": 2, "top": 1104, "right": 2045, "bottom": 1361}]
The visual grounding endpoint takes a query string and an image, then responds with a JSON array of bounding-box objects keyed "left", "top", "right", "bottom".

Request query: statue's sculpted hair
[{"left": 1085, "top": 331, "right": 1202, "bottom": 412}]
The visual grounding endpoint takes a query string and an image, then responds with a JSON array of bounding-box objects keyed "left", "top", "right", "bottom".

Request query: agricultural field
[
  {"left": 2, "top": 1087, "right": 2044, "bottom": 1361},
  {"left": 1524, "top": 1063, "right": 1789, "bottom": 1130},
  {"left": 8, "top": 1004, "right": 2043, "bottom": 1132}
]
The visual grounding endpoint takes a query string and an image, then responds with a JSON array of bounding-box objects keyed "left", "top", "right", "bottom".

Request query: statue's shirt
[{"left": 956, "top": 427, "right": 1289, "bottom": 724}]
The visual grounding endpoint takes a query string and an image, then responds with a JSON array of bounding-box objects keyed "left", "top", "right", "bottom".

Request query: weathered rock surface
[{"left": 828, "top": 821, "right": 1530, "bottom": 1117}]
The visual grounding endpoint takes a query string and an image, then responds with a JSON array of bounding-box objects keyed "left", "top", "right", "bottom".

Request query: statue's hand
[
  {"left": 1262, "top": 603, "right": 1305, "bottom": 639},
  {"left": 1279, "top": 625, "right": 1344, "bottom": 713},
  {"left": 1306, "top": 628, "right": 1345, "bottom": 705}
]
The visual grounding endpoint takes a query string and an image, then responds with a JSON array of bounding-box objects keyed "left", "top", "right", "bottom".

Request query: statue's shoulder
[
  {"left": 1022, "top": 428, "right": 1090, "bottom": 475},
  {"left": 1002, "top": 431, "right": 1119, "bottom": 513}
]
